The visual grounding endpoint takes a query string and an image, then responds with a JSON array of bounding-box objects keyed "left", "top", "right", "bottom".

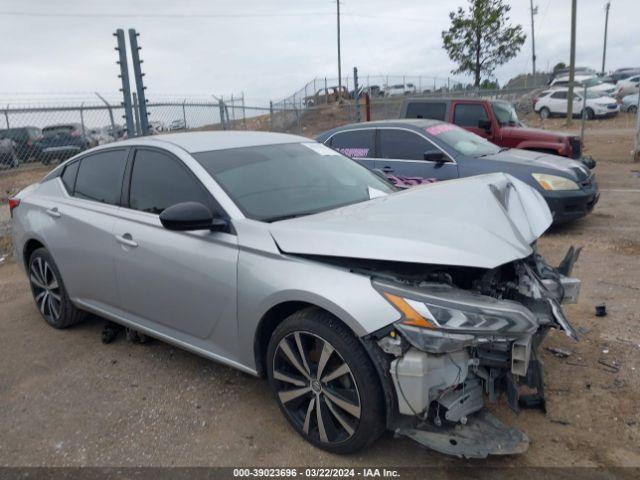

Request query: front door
[
  {"left": 112, "top": 147, "right": 238, "bottom": 346},
  {"left": 327, "top": 128, "right": 376, "bottom": 170},
  {"left": 375, "top": 128, "right": 458, "bottom": 184}
]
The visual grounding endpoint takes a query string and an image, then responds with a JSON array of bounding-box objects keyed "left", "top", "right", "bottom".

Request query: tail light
[
  {"left": 9, "top": 198, "right": 20, "bottom": 217},
  {"left": 532, "top": 96, "right": 539, "bottom": 106},
  {"left": 70, "top": 130, "right": 81, "bottom": 137}
]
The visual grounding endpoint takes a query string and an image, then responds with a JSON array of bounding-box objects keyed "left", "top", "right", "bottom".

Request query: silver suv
[{"left": 10, "top": 131, "right": 581, "bottom": 458}]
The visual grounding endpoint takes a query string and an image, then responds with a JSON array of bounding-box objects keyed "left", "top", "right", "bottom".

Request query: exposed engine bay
[{"left": 340, "top": 244, "right": 582, "bottom": 458}]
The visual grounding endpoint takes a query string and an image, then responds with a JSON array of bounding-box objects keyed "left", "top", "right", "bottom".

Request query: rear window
[
  {"left": 74, "top": 149, "right": 128, "bottom": 205},
  {"left": 329, "top": 129, "right": 375, "bottom": 158},
  {"left": 404, "top": 102, "right": 447, "bottom": 121},
  {"left": 43, "top": 125, "right": 76, "bottom": 137}
]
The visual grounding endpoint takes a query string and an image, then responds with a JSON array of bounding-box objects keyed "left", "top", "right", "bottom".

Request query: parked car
[
  {"left": 364, "top": 85, "right": 384, "bottom": 97},
  {"left": 317, "top": 120, "right": 599, "bottom": 224},
  {"left": 621, "top": 93, "right": 639, "bottom": 113},
  {"left": 88, "top": 128, "right": 115, "bottom": 145},
  {"left": 549, "top": 66, "right": 595, "bottom": 83},
  {"left": 611, "top": 67, "right": 640, "bottom": 84},
  {"left": 0, "top": 138, "right": 19, "bottom": 169},
  {"left": 385, "top": 83, "right": 417, "bottom": 97},
  {"left": 0, "top": 126, "right": 44, "bottom": 162},
  {"left": 11, "top": 131, "right": 582, "bottom": 457},
  {"left": 38, "top": 124, "right": 94, "bottom": 164},
  {"left": 549, "top": 75, "right": 616, "bottom": 97},
  {"left": 169, "top": 119, "right": 187, "bottom": 131},
  {"left": 534, "top": 88, "right": 619, "bottom": 120},
  {"left": 615, "top": 74, "right": 640, "bottom": 97},
  {"left": 399, "top": 97, "right": 594, "bottom": 168}
]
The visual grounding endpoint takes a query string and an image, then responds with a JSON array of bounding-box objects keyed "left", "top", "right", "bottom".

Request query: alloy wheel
[
  {"left": 272, "top": 331, "right": 361, "bottom": 445},
  {"left": 29, "top": 257, "right": 62, "bottom": 322}
]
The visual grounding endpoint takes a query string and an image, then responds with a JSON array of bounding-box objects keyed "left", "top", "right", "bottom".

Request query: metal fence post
[
  {"left": 241, "top": 92, "right": 246, "bottom": 129},
  {"left": 128, "top": 29, "right": 150, "bottom": 135},
  {"left": 4, "top": 105, "right": 9, "bottom": 128},
  {"left": 182, "top": 99, "right": 187, "bottom": 130},
  {"left": 79, "top": 102, "right": 86, "bottom": 137},
  {"left": 133, "top": 93, "right": 142, "bottom": 135},
  {"left": 269, "top": 100, "right": 274, "bottom": 131},
  {"left": 580, "top": 84, "right": 587, "bottom": 146},
  {"left": 95, "top": 93, "right": 115, "bottom": 134},
  {"left": 114, "top": 29, "right": 135, "bottom": 137},
  {"left": 353, "top": 67, "right": 361, "bottom": 123},
  {"left": 324, "top": 77, "right": 328, "bottom": 104}
]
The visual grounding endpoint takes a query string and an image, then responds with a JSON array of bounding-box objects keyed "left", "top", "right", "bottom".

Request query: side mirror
[
  {"left": 159, "top": 201, "right": 226, "bottom": 231},
  {"left": 478, "top": 119, "right": 492, "bottom": 131},
  {"left": 423, "top": 151, "right": 446, "bottom": 163}
]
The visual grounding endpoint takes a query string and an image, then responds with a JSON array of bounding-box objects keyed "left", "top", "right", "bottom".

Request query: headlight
[
  {"left": 379, "top": 283, "right": 538, "bottom": 336},
  {"left": 532, "top": 173, "right": 580, "bottom": 191}
]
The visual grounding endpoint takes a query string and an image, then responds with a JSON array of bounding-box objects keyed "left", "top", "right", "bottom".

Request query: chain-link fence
[{"left": 2, "top": 84, "right": 637, "bottom": 173}]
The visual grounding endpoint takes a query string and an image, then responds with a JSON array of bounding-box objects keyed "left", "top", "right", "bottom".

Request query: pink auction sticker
[{"left": 425, "top": 124, "right": 456, "bottom": 136}]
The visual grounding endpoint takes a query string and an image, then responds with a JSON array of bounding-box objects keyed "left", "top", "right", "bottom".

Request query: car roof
[
  {"left": 116, "top": 131, "right": 309, "bottom": 153},
  {"left": 317, "top": 119, "right": 445, "bottom": 139}
]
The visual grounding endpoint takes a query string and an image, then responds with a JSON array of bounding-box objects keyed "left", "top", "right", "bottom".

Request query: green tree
[
  {"left": 442, "top": 0, "right": 526, "bottom": 87},
  {"left": 553, "top": 62, "right": 567, "bottom": 73}
]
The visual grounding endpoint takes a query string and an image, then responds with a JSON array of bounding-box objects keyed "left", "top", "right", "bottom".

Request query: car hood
[
  {"left": 269, "top": 173, "right": 552, "bottom": 270},
  {"left": 481, "top": 148, "right": 589, "bottom": 180},
  {"left": 499, "top": 125, "right": 575, "bottom": 142},
  {"left": 591, "top": 96, "right": 617, "bottom": 105}
]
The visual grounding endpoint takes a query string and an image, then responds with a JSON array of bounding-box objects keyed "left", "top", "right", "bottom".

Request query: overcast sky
[{"left": 1, "top": 0, "right": 638, "bottom": 105}]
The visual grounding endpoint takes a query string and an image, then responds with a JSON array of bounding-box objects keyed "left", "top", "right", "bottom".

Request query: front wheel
[
  {"left": 628, "top": 105, "right": 637, "bottom": 114},
  {"left": 539, "top": 107, "right": 550, "bottom": 119},
  {"left": 267, "top": 308, "right": 385, "bottom": 454},
  {"left": 585, "top": 108, "right": 595, "bottom": 120}
]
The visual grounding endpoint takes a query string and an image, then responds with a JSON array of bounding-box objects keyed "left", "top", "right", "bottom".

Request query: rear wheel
[
  {"left": 628, "top": 105, "right": 637, "bottom": 114},
  {"left": 266, "top": 308, "right": 385, "bottom": 454},
  {"left": 28, "top": 248, "right": 86, "bottom": 329},
  {"left": 539, "top": 107, "right": 551, "bottom": 119},
  {"left": 585, "top": 108, "right": 595, "bottom": 120}
]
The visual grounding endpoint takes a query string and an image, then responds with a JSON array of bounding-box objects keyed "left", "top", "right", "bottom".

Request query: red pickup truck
[{"left": 400, "top": 98, "right": 595, "bottom": 168}]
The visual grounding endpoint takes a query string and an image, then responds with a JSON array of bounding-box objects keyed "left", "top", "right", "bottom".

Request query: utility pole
[
  {"left": 529, "top": 0, "right": 537, "bottom": 84},
  {"left": 336, "top": 0, "right": 342, "bottom": 100},
  {"left": 566, "top": 0, "right": 577, "bottom": 126},
  {"left": 601, "top": 2, "right": 611, "bottom": 75}
]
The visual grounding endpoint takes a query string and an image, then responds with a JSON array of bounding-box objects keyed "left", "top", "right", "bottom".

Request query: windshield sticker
[
  {"left": 302, "top": 143, "right": 336, "bottom": 156},
  {"left": 426, "top": 124, "right": 457, "bottom": 136},
  {"left": 336, "top": 147, "right": 370, "bottom": 158},
  {"left": 367, "top": 186, "right": 389, "bottom": 199}
]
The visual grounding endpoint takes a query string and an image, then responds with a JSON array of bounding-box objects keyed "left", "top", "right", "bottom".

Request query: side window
[
  {"left": 453, "top": 104, "right": 489, "bottom": 127},
  {"left": 74, "top": 150, "right": 128, "bottom": 205},
  {"left": 550, "top": 91, "right": 567, "bottom": 99},
  {"left": 61, "top": 160, "right": 80, "bottom": 193},
  {"left": 329, "top": 130, "right": 374, "bottom": 158},
  {"left": 378, "top": 129, "right": 433, "bottom": 160},
  {"left": 405, "top": 102, "right": 447, "bottom": 120},
  {"left": 128, "top": 149, "right": 212, "bottom": 215}
]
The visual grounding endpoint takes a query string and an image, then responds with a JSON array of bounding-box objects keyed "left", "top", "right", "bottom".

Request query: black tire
[
  {"left": 628, "top": 105, "right": 637, "bottom": 114},
  {"left": 28, "top": 248, "right": 86, "bottom": 329},
  {"left": 266, "top": 307, "right": 385, "bottom": 454},
  {"left": 585, "top": 108, "right": 595, "bottom": 120},
  {"left": 539, "top": 107, "right": 551, "bottom": 119}
]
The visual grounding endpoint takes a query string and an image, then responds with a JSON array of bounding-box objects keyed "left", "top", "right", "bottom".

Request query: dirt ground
[{"left": 0, "top": 117, "right": 639, "bottom": 468}]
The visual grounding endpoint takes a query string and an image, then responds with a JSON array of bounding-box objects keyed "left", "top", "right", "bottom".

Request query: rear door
[
  {"left": 375, "top": 128, "right": 458, "bottom": 182},
  {"left": 327, "top": 128, "right": 376, "bottom": 170},
  {"left": 548, "top": 91, "right": 568, "bottom": 114},
  {"left": 112, "top": 147, "right": 239, "bottom": 344},
  {"left": 43, "top": 148, "right": 129, "bottom": 309},
  {"left": 452, "top": 102, "right": 492, "bottom": 139}
]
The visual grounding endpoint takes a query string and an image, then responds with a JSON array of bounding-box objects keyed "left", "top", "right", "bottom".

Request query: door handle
[
  {"left": 46, "top": 207, "right": 61, "bottom": 218},
  {"left": 115, "top": 233, "right": 138, "bottom": 248},
  {"left": 382, "top": 166, "right": 394, "bottom": 173}
]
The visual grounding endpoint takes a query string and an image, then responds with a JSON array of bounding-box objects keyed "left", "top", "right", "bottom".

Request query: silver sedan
[{"left": 10, "top": 131, "right": 581, "bottom": 457}]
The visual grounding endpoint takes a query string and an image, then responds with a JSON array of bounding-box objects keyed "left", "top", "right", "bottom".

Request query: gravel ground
[{"left": 0, "top": 120, "right": 639, "bottom": 467}]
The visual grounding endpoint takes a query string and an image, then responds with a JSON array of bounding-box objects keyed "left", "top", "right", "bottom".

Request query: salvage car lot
[{"left": 0, "top": 121, "right": 639, "bottom": 466}]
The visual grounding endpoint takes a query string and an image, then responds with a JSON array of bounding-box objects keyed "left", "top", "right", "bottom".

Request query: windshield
[
  {"left": 42, "top": 126, "right": 75, "bottom": 137},
  {"left": 492, "top": 102, "right": 519, "bottom": 125},
  {"left": 427, "top": 124, "right": 501, "bottom": 157},
  {"left": 582, "top": 78, "right": 600, "bottom": 87},
  {"left": 194, "top": 142, "right": 396, "bottom": 222}
]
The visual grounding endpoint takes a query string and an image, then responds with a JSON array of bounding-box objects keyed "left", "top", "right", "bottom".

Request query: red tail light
[{"left": 9, "top": 198, "right": 20, "bottom": 217}]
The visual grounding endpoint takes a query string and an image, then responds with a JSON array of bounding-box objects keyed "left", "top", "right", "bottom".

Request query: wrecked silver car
[{"left": 11, "top": 132, "right": 580, "bottom": 458}]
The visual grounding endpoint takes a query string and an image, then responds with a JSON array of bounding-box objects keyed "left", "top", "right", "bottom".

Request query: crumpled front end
[{"left": 368, "top": 245, "right": 582, "bottom": 458}]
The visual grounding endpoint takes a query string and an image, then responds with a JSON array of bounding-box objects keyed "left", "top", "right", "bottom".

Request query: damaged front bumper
[{"left": 371, "top": 246, "right": 582, "bottom": 458}]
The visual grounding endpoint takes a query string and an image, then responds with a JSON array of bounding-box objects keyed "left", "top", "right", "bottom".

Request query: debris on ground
[
  {"left": 595, "top": 303, "right": 607, "bottom": 317},
  {"left": 598, "top": 358, "right": 621, "bottom": 373},
  {"left": 546, "top": 346, "right": 572, "bottom": 358}
]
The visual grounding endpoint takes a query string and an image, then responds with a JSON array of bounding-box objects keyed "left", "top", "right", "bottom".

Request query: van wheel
[
  {"left": 28, "top": 248, "right": 86, "bottom": 329},
  {"left": 266, "top": 308, "right": 385, "bottom": 454},
  {"left": 539, "top": 107, "right": 551, "bottom": 119}
]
